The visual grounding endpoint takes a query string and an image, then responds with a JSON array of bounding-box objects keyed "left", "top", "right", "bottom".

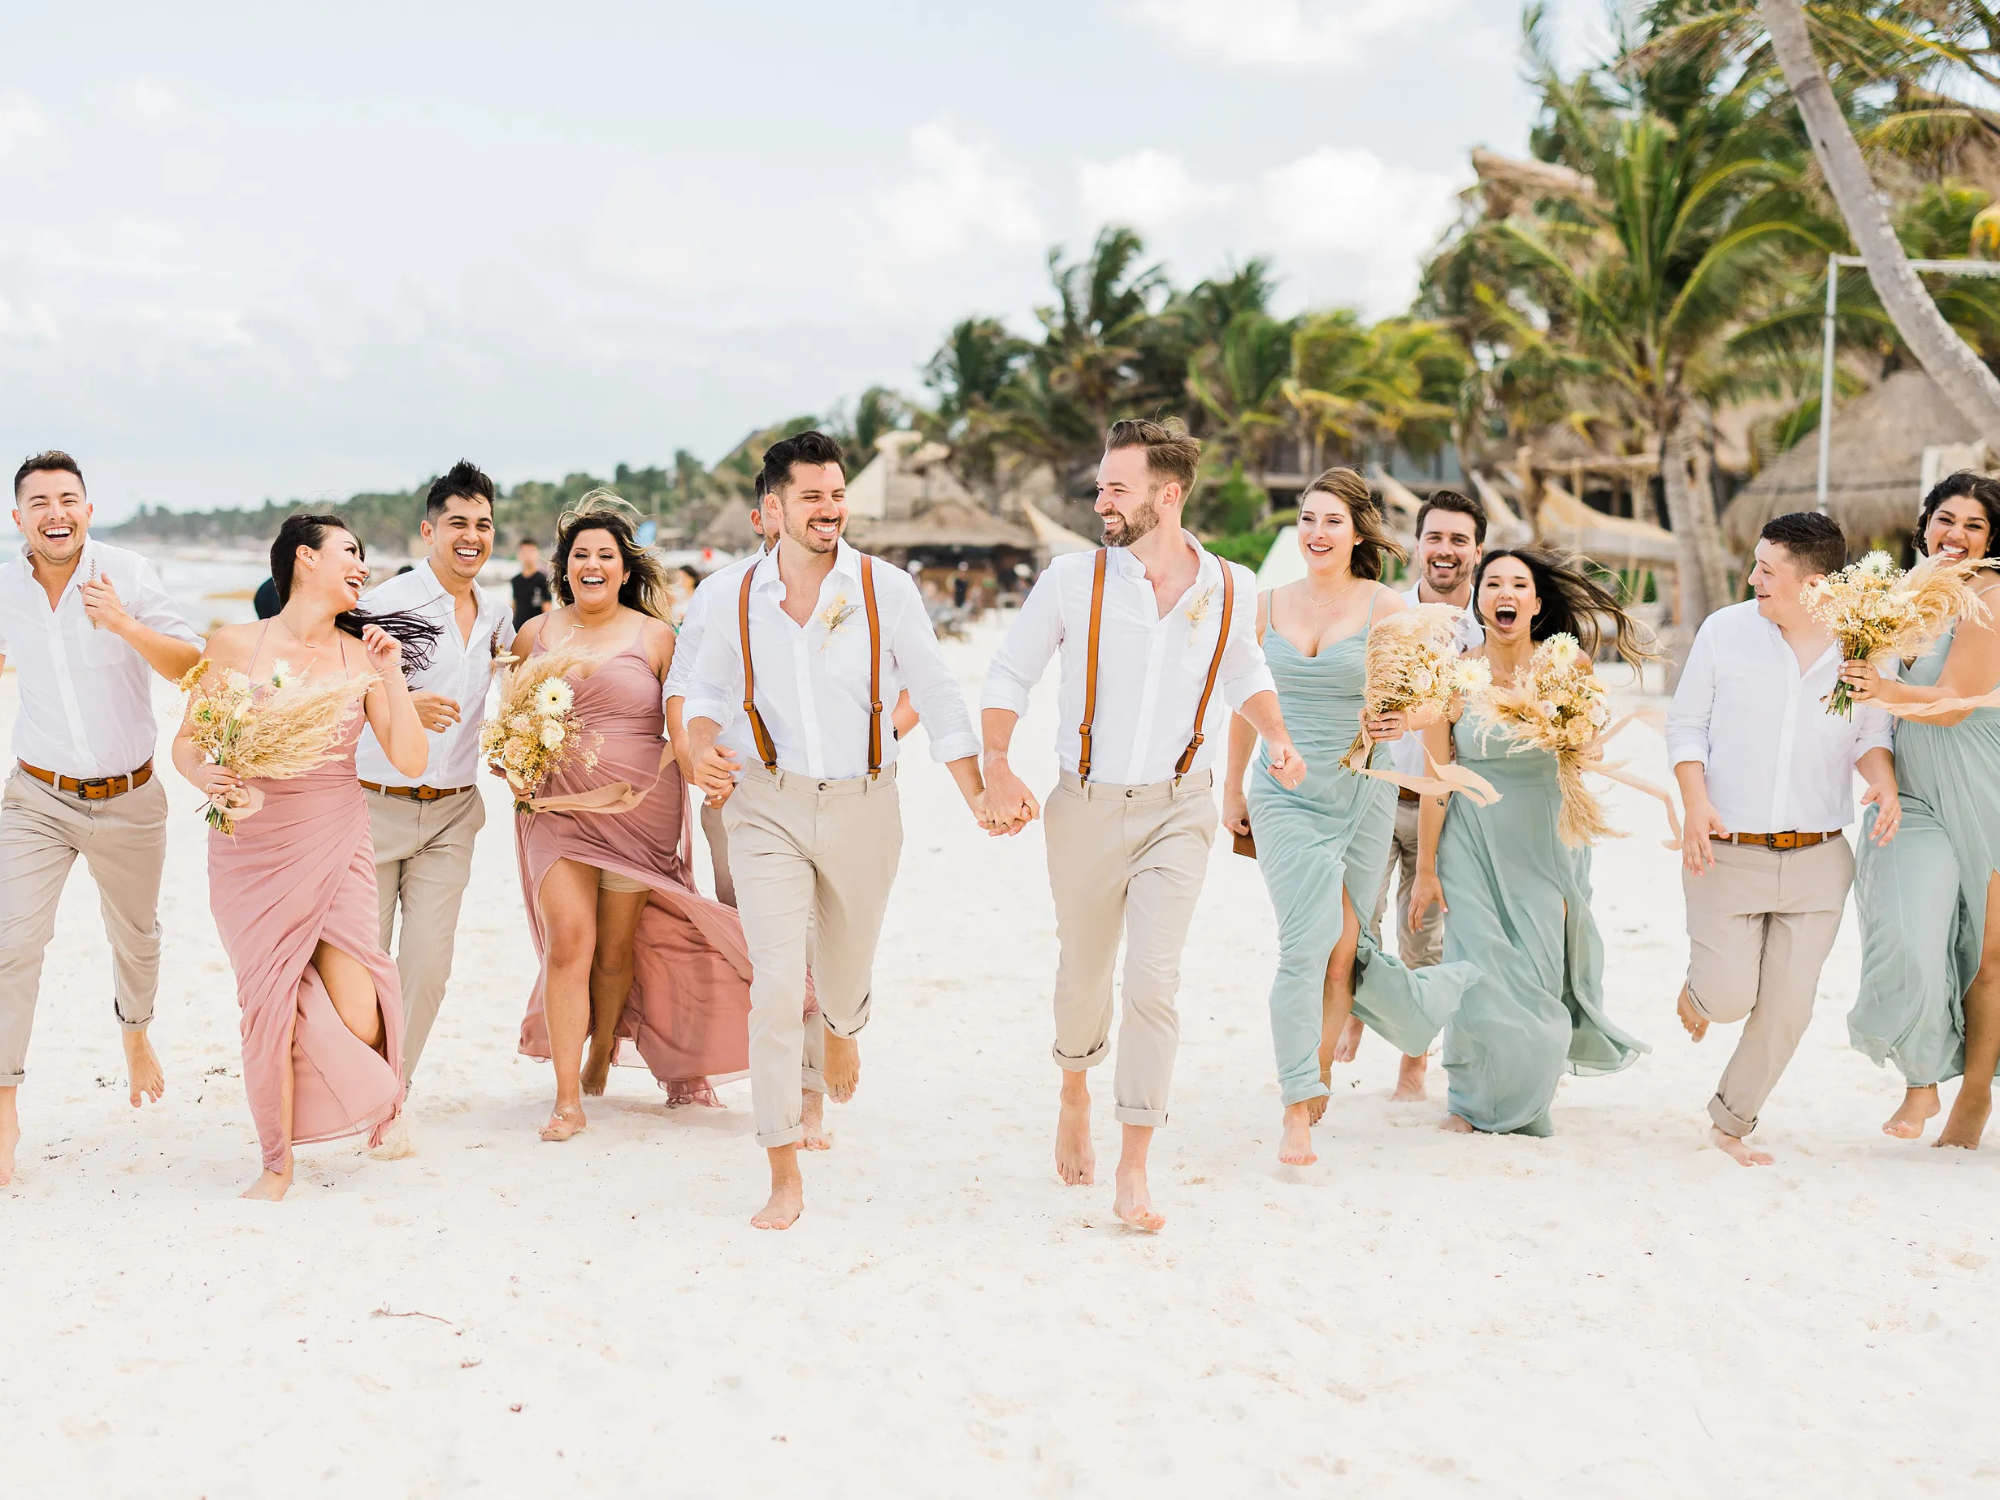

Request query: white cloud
[
  {"left": 588, "top": 168, "right": 711, "bottom": 291},
  {"left": 871, "top": 122, "right": 1042, "bottom": 265},
  {"left": 0, "top": 92, "right": 56, "bottom": 167},
  {"left": 0, "top": 296, "right": 61, "bottom": 343},
  {"left": 1250, "top": 146, "right": 1462, "bottom": 308},
  {"left": 1122, "top": 0, "right": 1462, "bottom": 70},
  {"left": 1076, "top": 149, "right": 1230, "bottom": 230},
  {"left": 123, "top": 77, "right": 189, "bottom": 127}
]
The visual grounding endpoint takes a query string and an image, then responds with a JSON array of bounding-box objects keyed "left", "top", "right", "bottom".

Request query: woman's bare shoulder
[
  {"left": 200, "top": 621, "right": 259, "bottom": 666},
  {"left": 1372, "top": 582, "right": 1409, "bottom": 615}
]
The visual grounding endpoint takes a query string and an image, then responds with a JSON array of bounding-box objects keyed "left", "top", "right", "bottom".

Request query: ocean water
[{"left": 148, "top": 554, "right": 271, "bottom": 632}]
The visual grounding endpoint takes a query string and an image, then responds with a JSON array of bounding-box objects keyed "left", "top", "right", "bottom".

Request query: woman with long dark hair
[
  {"left": 1847, "top": 472, "right": 2000, "bottom": 1147},
  {"left": 1407, "top": 548, "right": 1650, "bottom": 1135},
  {"left": 510, "top": 494, "right": 758, "bottom": 1141},
  {"left": 1222, "top": 468, "right": 1474, "bottom": 1164},
  {"left": 173, "top": 514, "right": 432, "bottom": 1199}
]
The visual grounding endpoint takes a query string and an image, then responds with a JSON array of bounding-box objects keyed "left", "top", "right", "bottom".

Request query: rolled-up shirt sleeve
[
  {"left": 1218, "top": 562, "right": 1276, "bottom": 712},
  {"left": 681, "top": 599, "right": 741, "bottom": 731},
  {"left": 981, "top": 566, "right": 1064, "bottom": 717},
  {"left": 131, "top": 557, "right": 201, "bottom": 645},
  {"left": 1855, "top": 658, "right": 1897, "bottom": 758},
  {"left": 886, "top": 580, "right": 979, "bottom": 763},
  {"left": 1664, "top": 616, "right": 1717, "bottom": 768},
  {"left": 662, "top": 585, "right": 714, "bottom": 706}
]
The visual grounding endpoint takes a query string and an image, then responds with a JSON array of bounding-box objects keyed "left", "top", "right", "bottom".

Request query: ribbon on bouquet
[
  {"left": 1342, "top": 729, "right": 1502, "bottom": 806},
  {"left": 1873, "top": 686, "right": 2000, "bottom": 720},
  {"left": 1571, "top": 711, "right": 1682, "bottom": 850},
  {"left": 511, "top": 742, "right": 675, "bottom": 816}
]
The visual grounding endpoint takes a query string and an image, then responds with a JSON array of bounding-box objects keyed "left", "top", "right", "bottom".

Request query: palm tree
[
  {"left": 1285, "top": 310, "right": 1465, "bottom": 469},
  {"left": 1185, "top": 309, "right": 1297, "bottom": 491}
]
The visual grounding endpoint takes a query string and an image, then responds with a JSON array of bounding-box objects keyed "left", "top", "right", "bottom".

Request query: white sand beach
[{"left": 3, "top": 620, "right": 1996, "bottom": 1497}]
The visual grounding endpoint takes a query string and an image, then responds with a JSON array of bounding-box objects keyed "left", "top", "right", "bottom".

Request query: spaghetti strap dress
[
  {"left": 1436, "top": 714, "right": 1646, "bottom": 1134},
  {"left": 1246, "top": 600, "right": 1475, "bottom": 1107},
  {"left": 207, "top": 628, "right": 405, "bottom": 1172},
  {"left": 514, "top": 634, "right": 755, "bottom": 1093}
]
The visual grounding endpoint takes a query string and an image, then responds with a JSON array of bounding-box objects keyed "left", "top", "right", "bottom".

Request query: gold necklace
[
  {"left": 279, "top": 616, "right": 338, "bottom": 653},
  {"left": 1305, "top": 577, "right": 1360, "bottom": 611}
]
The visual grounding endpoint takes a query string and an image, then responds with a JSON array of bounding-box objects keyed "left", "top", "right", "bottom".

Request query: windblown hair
[
  {"left": 425, "top": 459, "right": 496, "bottom": 518},
  {"left": 758, "top": 430, "right": 847, "bottom": 497},
  {"left": 270, "top": 513, "right": 442, "bottom": 672},
  {"left": 1415, "top": 487, "right": 1487, "bottom": 546},
  {"left": 1917, "top": 470, "right": 2000, "bottom": 559},
  {"left": 1105, "top": 416, "right": 1201, "bottom": 502},
  {"left": 14, "top": 450, "right": 83, "bottom": 497},
  {"left": 552, "top": 492, "right": 675, "bottom": 622},
  {"left": 1299, "top": 466, "right": 1405, "bottom": 582},
  {"left": 1473, "top": 547, "right": 1650, "bottom": 671},
  {"left": 1760, "top": 511, "right": 1847, "bottom": 579}
]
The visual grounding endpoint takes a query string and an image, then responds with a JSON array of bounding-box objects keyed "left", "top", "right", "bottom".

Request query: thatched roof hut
[
  {"left": 846, "top": 499, "right": 1035, "bottom": 554},
  {"left": 1722, "top": 370, "right": 1978, "bottom": 553},
  {"left": 695, "top": 498, "right": 760, "bottom": 553}
]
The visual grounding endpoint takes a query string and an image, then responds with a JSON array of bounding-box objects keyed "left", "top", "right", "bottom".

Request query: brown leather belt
[
  {"left": 19, "top": 759, "right": 153, "bottom": 800},
  {"left": 1398, "top": 787, "right": 1422, "bottom": 804},
  {"left": 360, "top": 781, "right": 474, "bottom": 801},
  {"left": 1712, "top": 831, "right": 1839, "bottom": 852}
]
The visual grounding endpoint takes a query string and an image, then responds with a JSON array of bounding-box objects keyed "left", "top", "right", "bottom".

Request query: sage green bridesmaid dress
[
  {"left": 1436, "top": 713, "right": 1647, "bottom": 1134},
  {"left": 1246, "top": 610, "right": 1475, "bottom": 1108}
]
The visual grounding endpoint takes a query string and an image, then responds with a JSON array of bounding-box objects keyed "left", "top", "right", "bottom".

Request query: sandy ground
[{"left": 3, "top": 619, "right": 1997, "bottom": 1498}]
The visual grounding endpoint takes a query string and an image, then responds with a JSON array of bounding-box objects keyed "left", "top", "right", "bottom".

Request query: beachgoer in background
[
  {"left": 1223, "top": 469, "right": 1473, "bottom": 1165},
  {"left": 176, "top": 514, "right": 434, "bottom": 1200},
  {"left": 1671, "top": 511, "right": 1898, "bottom": 1166},
  {"left": 1410, "top": 549, "right": 1650, "bottom": 1136},
  {"left": 254, "top": 576, "right": 282, "bottom": 619},
  {"left": 682, "top": 431, "right": 986, "bottom": 1230},
  {"left": 982, "top": 418, "right": 1303, "bottom": 1230},
  {"left": 0, "top": 450, "right": 203, "bottom": 1186},
  {"left": 512, "top": 537, "right": 553, "bottom": 630},
  {"left": 670, "top": 564, "right": 702, "bottom": 625},
  {"left": 355, "top": 461, "right": 513, "bottom": 1140},
  {"left": 1844, "top": 473, "right": 2000, "bottom": 1149}
]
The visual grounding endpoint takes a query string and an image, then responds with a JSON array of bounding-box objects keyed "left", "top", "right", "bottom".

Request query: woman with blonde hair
[{"left": 1223, "top": 468, "right": 1475, "bottom": 1165}]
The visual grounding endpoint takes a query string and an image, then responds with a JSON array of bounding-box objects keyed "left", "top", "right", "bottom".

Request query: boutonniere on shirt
[
  {"left": 1182, "top": 584, "right": 1217, "bottom": 647},
  {"left": 818, "top": 595, "right": 858, "bottom": 651},
  {"left": 489, "top": 623, "right": 507, "bottom": 660}
]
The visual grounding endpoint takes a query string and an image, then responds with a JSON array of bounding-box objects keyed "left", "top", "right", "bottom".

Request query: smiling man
[
  {"left": 355, "top": 461, "right": 513, "bottom": 1135},
  {"left": 0, "top": 450, "right": 203, "bottom": 1185}
]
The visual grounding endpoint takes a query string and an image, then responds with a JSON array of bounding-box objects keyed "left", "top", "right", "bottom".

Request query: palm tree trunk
[
  {"left": 1760, "top": 0, "right": 2000, "bottom": 440},
  {"left": 1660, "top": 410, "right": 1731, "bottom": 680}
]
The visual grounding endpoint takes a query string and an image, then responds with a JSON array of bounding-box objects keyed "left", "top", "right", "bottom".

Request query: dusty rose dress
[
  {"left": 515, "top": 635, "right": 754, "bottom": 1090},
  {"left": 208, "top": 655, "right": 405, "bottom": 1172}
]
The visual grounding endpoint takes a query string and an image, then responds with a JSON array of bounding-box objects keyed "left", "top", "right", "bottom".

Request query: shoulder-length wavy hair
[
  {"left": 1916, "top": 470, "right": 2000, "bottom": 558},
  {"left": 551, "top": 491, "right": 675, "bottom": 623},
  {"left": 270, "top": 513, "right": 441, "bottom": 672},
  {"left": 1472, "top": 547, "right": 1650, "bottom": 671},
  {"left": 1298, "top": 466, "right": 1405, "bottom": 582}
]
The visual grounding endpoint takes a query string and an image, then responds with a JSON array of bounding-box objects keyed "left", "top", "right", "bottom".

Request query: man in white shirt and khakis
[
  {"left": 356, "top": 462, "right": 513, "bottom": 1121},
  {"left": 1667, "top": 510, "right": 1901, "bottom": 1166},
  {"left": 683, "top": 430, "right": 987, "bottom": 1231},
  {"left": 982, "top": 418, "right": 1305, "bottom": 1232},
  {"left": 0, "top": 451, "right": 203, "bottom": 1184}
]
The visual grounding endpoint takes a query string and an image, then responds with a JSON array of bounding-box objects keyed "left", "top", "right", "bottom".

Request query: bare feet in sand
[
  {"left": 1936, "top": 1084, "right": 1991, "bottom": 1149},
  {"left": 1710, "top": 1125, "right": 1773, "bottom": 1166},
  {"left": 802, "top": 1089, "right": 832, "bottom": 1151},
  {"left": 1439, "top": 1113, "right": 1475, "bottom": 1133},
  {"left": 123, "top": 1027, "right": 165, "bottom": 1107},
  {"left": 1278, "top": 1101, "right": 1317, "bottom": 1165},
  {"left": 540, "top": 1103, "right": 587, "bottom": 1142},
  {"left": 1883, "top": 1085, "right": 1939, "bottom": 1140},
  {"left": 1392, "top": 1051, "right": 1428, "bottom": 1102},
  {"left": 241, "top": 1158, "right": 293, "bottom": 1201},
  {"left": 0, "top": 1089, "right": 18, "bottom": 1187},
  {"left": 823, "top": 1031, "right": 860, "bottom": 1103},
  {"left": 1676, "top": 985, "right": 1708, "bottom": 1043},
  {"left": 1330, "top": 1012, "right": 1363, "bottom": 1064},
  {"left": 580, "top": 1043, "right": 613, "bottom": 1097},
  {"left": 1112, "top": 1126, "right": 1165, "bottom": 1231},
  {"left": 753, "top": 1145, "right": 802, "bottom": 1230},
  {"left": 1056, "top": 1072, "right": 1095, "bottom": 1186}
]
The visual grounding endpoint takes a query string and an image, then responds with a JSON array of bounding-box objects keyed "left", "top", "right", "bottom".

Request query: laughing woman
[
  {"left": 1223, "top": 468, "right": 1475, "bottom": 1165},
  {"left": 1407, "top": 549, "right": 1650, "bottom": 1136},
  {"left": 512, "top": 497, "right": 759, "bottom": 1142},
  {"left": 1847, "top": 472, "right": 2000, "bottom": 1148},
  {"left": 176, "top": 514, "right": 436, "bottom": 1200}
]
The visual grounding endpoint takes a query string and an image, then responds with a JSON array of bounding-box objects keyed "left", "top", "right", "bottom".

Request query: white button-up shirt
[
  {"left": 0, "top": 538, "right": 199, "bottom": 777},
  {"left": 1665, "top": 599, "right": 1894, "bottom": 834},
  {"left": 682, "top": 539, "right": 978, "bottom": 779},
  {"left": 982, "top": 535, "right": 1275, "bottom": 785},
  {"left": 663, "top": 551, "right": 761, "bottom": 747},
  {"left": 1388, "top": 582, "right": 1485, "bottom": 780},
  {"left": 355, "top": 559, "right": 513, "bottom": 788}
]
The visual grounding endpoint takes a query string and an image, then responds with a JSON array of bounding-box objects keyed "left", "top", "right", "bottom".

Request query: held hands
[
  {"left": 1861, "top": 779, "right": 1902, "bottom": 846},
  {"left": 360, "top": 623, "right": 403, "bottom": 675},
  {"left": 1681, "top": 800, "right": 1729, "bottom": 874},
  {"left": 410, "top": 691, "right": 461, "bottom": 732},
  {"left": 1263, "top": 739, "right": 1307, "bottom": 790},
  {"left": 79, "top": 574, "right": 132, "bottom": 635},
  {"left": 690, "top": 743, "right": 739, "bottom": 805},
  {"left": 1406, "top": 865, "right": 1446, "bottom": 932},
  {"left": 1362, "top": 711, "right": 1406, "bottom": 743},
  {"left": 979, "top": 758, "right": 1040, "bottom": 836},
  {"left": 1222, "top": 785, "right": 1250, "bottom": 838}
]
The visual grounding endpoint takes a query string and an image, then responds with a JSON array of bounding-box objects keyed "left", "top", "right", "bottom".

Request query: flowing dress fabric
[
  {"left": 1852, "top": 629, "right": 2000, "bottom": 1084},
  {"left": 514, "top": 637, "right": 754, "bottom": 1087},
  {"left": 1437, "top": 715, "right": 1647, "bottom": 1134},
  {"left": 208, "top": 712, "right": 405, "bottom": 1172},
  {"left": 1247, "top": 628, "right": 1476, "bottom": 1107}
]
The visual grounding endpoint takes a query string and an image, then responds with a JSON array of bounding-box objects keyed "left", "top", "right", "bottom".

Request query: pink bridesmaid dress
[
  {"left": 514, "top": 635, "right": 754, "bottom": 1092},
  {"left": 207, "top": 632, "right": 405, "bottom": 1172}
]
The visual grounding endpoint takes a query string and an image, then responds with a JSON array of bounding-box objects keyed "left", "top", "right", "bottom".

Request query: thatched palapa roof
[
  {"left": 845, "top": 498, "right": 1034, "bottom": 552},
  {"left": 695, "top": 499, "right": 760, "bottom": 553}
]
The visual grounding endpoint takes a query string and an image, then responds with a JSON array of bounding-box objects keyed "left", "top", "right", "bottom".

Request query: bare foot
[
  {"left": 753, "top": 1145, "right": 802, "bottom": 1230},
  {"left": 1056, "top": 1076, "right": 1095, "bottom": 1186},
  {"left": 1709, "top": 1125, "right": 1774, "bottom": 1166},
  {"left": 1883, "top": 1085, "right": 1939, "bottom": 1140},
  {"left": 1391, "top": 1051, "right": 1428, "bottom": 1102},
  {"left": 123, "top": 1027, "right": 165, "bottom": 1107},
  {"left": 241, "top": 1161, "right": 293, "bottom": 1201},
  {"left": 1113, "top": 1161, "right": 1166, "bottom": 1232},
  {"left": 540, "top": 1103, "right": 587, "bottom": 1142},
  {"left": 0, "top": 1092, "right": 18, "bottom": 1187},
  {"left": 580, "top": 1045, "right": 613, "bottom": 1097},
  {"left": 1676, "top": 985, "right": 1708, "bottom": 1043},
  {"left": 1305, "top": 1093, "right": 1329, "bottom": 1126},
  {"left": 1439, "top": 1113, "right": 1475, "bottom": 1133},
  {"left": 1330, "top": 1013, "right": 1363, "bottom": 1064},
  {"left": 1936, "top": 1086, "right": 1992, "bottom": 1150},
  {"left": 1278, "top": 1101, "right": 1317, "bottom": 1165},
  {"left": 801, "top": 1089, "right": 833, "bottom": 1151},
  {"left": 823, "top": 1031, "right": 860, "bottom": 1104}
]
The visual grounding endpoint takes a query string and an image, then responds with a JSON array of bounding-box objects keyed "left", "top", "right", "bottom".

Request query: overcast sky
[{"left": 2, "top": 0, "right": 1600, "bottom": 519}]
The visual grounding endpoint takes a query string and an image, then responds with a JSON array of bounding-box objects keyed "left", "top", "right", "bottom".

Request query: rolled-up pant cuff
[
  {"left": 1280, "top": 1078, "right": 1330, "bottom": 1107},
  {"left": 0, "top": 1070, "right": 23, "bottom": 1087},
  {"left": 824, "top": 994, "right": 871, "bottom": 1040},
  {"left": 1708, "top": 1094, "right": 1756, "bottom": 1138},
  {"left": 802, "top": 1065, "right": 826, "bottom": 1094},
  {"left": 1114, "top": 1105, "right": 1169, "bottom": 1128},
  {"left": 1053, "top": 1041, "right": 1108, "bottom": 1072},
  {"left": 757, "top": 1125, "right": 805, "bottom": 1149},
  {"left": 113, "top": 996, "right": 152, "bottom": 1031}
]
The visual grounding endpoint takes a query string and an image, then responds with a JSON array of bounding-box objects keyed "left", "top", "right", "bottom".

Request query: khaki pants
[
  {"left": 699, "top": 797, "right": 736, "bottom": 908},
  {"left": 1683, "top": 835, "right": 1853, "bottom": 1137},
  {"left": 0, "top": 767, "right": 169, "bottom": 1085},
  {"left": 723, "top": 765, "right": 901, "bottom": 1147},
  {"left": 1045, "top": 769, "right": 1217, "bottom": 1128},
  {"left": 1370, "top": 794, "right": 1444, "bottom": 970},
  {"left": 369, "top": 787, "right": 485, "bottom": 1084}
]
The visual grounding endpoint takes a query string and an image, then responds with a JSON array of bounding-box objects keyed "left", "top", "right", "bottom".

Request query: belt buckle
[
  {"left": 1770, "top": 831, "right": 1798, "bottom": 852},
  {"left": 75, "top": 776, "right": 113, "bottom": 801}
]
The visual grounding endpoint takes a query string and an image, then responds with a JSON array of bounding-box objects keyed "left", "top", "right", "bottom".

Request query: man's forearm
[
  {"left": 1673, "top": 761, "right": 1711, "bottom": 811},
  {"left": 1238, "top": 690, "right": 1289, "bottom": 745},
  {"left": 945, "top": 755, "right": 984, "bottom": 806},
  {"left": 981, "top": 706, "right": 1020, "bottom": 766},
  {"left": 1857, "top": 746, "right": 1895, "bottom": 789},
  {"left": 125, "top": 624, "right": 203, "bottom": 682}
]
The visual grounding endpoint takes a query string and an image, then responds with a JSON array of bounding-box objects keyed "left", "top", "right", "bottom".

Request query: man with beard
[
  {"left": 355, "top": 461, "right": 513, "bottom": 1137},
  {"left": 0, "top": 451, "right": 203, "bottom": 1184},
  {"left": 1355, "top": 487, "right": 1486, "bottom": 1101},
  {"left": 981, "top": 418, "right": 1306, "bottom": 1232}
]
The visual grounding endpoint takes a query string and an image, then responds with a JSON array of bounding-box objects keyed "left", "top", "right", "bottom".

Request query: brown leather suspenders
[
  {"left": 738, "top": 555, "right": 885, "bottom": 780},
  {"left": 1074, "top": 550, "right": 1234, "bottom": 785}
]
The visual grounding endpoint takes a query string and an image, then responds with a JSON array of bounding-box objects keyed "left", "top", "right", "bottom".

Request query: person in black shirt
[
  {"left": 511, "top": 537, "right": 553, "bottom": 629},
  {"left": 253, "top": 576, "right": 282, "bottom": 619}
]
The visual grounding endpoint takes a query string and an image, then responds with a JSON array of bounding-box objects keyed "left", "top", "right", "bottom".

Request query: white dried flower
[{"left": 539, "top": 721, "right": 566, "bottom": 749}]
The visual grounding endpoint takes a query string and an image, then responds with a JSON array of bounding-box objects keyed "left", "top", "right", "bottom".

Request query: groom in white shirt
[{"left": 1666, "top": 511, "right": 1900, "bottom": 1166}]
